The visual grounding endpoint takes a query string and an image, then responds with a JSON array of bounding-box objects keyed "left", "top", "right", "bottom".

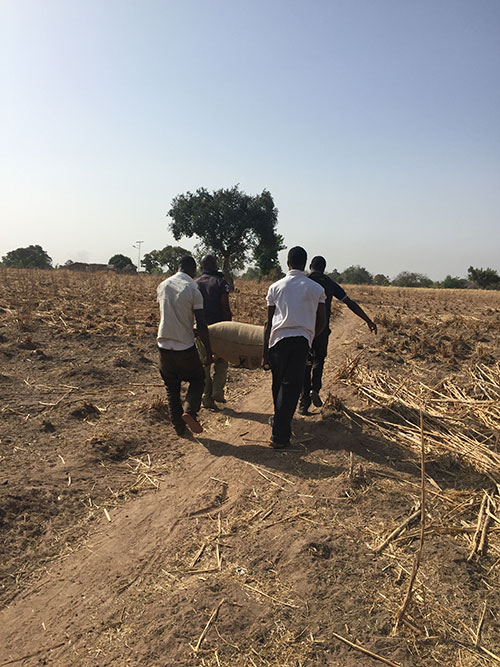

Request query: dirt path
[{"left": 0, "top": 313, "right": 404, "bottom": 666}]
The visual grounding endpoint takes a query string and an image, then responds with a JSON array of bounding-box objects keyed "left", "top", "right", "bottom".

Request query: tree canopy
[
  {"left": 2, "top": 245, "right": 52, "bottom": 269},
  {"left": 340, "top": 265, "right": 373, "bottom": 284},
  {"left": 108, "top": 254, "right": 136, "bottom": 271},
  {"left": 167, "top": 185, "right": 284, "bottom": 286},
  {"left": 440, "top": 275, "right": 468, "bottom": 289},
  {"left": 373, "top": 273, "right": 390, "bottom": 286},
  {"left": 468, "top": 266, "right": 500, "bottom": 290},
  {"left": 392, "top": 271, "right": 433, "bottom": 288},
  {"left": 141, "top": 245, "right": 190, "bottom": 274}
]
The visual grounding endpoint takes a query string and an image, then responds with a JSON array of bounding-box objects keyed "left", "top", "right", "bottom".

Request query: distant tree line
[
  {"left": 2, "top": 243, "right": 499, "bottom": 291},
  {"left": 240, "top": 263, "right": 500, "bottom": 290}
]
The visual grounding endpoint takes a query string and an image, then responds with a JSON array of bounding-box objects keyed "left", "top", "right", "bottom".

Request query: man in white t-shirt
[
  {"left": 157, "top": 256, "right": 213, "bottom": 435},
  {"left": 262, "top": 247, "right": 326, "bottom": 448}
]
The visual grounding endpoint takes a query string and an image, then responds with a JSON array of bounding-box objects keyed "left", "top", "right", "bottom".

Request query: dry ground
[{"left": 0, "top": 270, "right": 499, "bottom": 666}]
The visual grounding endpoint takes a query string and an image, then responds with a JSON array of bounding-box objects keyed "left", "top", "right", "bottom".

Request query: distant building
[{"left": 63, "top": 262, "right": 112, "bottom": 272}]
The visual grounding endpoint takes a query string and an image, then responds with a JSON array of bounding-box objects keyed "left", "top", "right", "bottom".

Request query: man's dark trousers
[
  {"left": 269, "top": 336, "right": 310, "bottom": 444},
  {"left": 159, "top": 346, "right": 205, "bottom": 429},
  {"left": 300, "top": 328, "right": 330, "bottom": 410}
]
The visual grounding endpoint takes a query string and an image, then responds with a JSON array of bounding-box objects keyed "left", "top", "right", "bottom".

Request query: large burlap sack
[{"left": 208, "top": 321, "right": 264, "bottom": 369}]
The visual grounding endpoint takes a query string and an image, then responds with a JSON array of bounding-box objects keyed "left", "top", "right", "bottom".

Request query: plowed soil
[{"left": 1, "top": 270, "right": 499, "bottom": 666}]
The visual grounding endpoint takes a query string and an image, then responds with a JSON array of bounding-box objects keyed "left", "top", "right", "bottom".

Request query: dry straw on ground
[{"left": 338, "top": 359, "right": 500, "bottom": 480}]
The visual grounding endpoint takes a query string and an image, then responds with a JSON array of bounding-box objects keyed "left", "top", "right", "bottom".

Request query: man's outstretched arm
[{"left": 343, "top": 297, "right": 377, "bottom": 334}]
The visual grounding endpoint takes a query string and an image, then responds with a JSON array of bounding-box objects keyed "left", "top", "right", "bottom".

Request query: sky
[{"left": 1, "top": 0, "right": 499, "bottom": 280}]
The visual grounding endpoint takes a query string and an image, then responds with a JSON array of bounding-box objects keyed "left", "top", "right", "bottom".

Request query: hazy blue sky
[{"left": 1, "top": 0, "right": 499, "bottom": 279}]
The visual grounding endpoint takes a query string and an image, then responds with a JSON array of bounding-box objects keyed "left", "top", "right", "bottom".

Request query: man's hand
[
  {"left": 367, "top": 319, "right": 377, "bottom": 334},
  {"left": 261, "top": 355, "right": 270, "bottom": 371}
]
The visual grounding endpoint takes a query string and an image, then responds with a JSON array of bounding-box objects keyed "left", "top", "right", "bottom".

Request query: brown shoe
[{"left": 182, "top": 412, "right": 203, "bottom": 434}]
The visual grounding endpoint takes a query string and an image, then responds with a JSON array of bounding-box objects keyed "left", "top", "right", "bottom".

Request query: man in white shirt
[
  {"left": 157, "top": 256, "right": 213, "bottom": 435},
  {"left": 262, "top": 247, "right": 327, "bottom": 448}
]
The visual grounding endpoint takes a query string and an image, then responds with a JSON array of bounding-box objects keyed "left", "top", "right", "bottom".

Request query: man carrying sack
[
  {"left": 262, "top": 247, "right": 327, "bottom": 448},
  {"left": 157, "top": 256, "right": 213, "bottom": 435},
  {"left": 196, "top": 255, "right": 232, "bottom": 409}
]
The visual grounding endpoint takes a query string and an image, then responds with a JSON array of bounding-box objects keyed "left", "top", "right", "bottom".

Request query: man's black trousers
[
  {"left": 159, "top": 346, "right": 205, "bottom": 429},
  {"left": 269, "top": 336, "right": 310, "bottom": 445},
  {"left": 300, "top": 328, "right": 330, "bottom": 409}
]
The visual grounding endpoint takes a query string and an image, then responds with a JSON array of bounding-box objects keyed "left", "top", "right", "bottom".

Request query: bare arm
[
  {"left": 262, "top": 305, "right": 275, "bottom": 368},
  {"left": 315, "top": 302, "right": 327, "bottom": 338},
  {"left": 194, "top": 309, "right": 213, "bottom": 362},
  {"left": 343, "top": 297, "right": 377, "bottom": 334},
  {"left": 220, "top": 292, "right": 232, "bottom": 321}
]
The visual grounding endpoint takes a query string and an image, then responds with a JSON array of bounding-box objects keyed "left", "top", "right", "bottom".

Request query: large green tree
[
  {"left": 167, "top": 185, "right": 284, "bottom": 287},
  {"left": 141, "top": 245, "right": 190, "bottom": 274},
  {"left": 2, "top": 245, "right": 52, "bottom": 269}
]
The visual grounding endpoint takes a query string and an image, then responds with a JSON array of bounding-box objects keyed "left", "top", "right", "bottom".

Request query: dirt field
[{"left": 1, "top": 269, "right": 499, "bottom": 666}]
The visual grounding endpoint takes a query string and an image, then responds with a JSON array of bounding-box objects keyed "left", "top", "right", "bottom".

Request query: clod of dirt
[
  {"left": 18, "top": 336, "right": 38, "bottom": 350},
  {"left": 113, "top": 357, "right": 131, "bottom": 368},
  {"left": 32, "top": 348, "right": 49, "bottom": 359},
  {"left": 88, "top": 434, "right": 140, "bottom": 461},
  {"left": 70, "top": 401, "right": 101, "bottom": 420},
  {"left": 306, "top": 542, "right": 332, "bottom": 559},
  {"left": 41, "top": 420, "right": 56, "bottom": 433}
]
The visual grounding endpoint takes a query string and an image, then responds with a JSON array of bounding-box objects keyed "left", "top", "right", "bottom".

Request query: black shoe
[
  {"left": 174, "top": 423, "right": 187, "bottom": 436},
  {"left": 310, "top": 390, "right": 323, "bottom": 408},
  {"left": 270, "top": 438, "right": 290, "bottom": 449},
  {"left": 298, "top": 406, "right": 310, "bottom": 416},
  {"left": 202, "top": 399, "right": 219, "bottom": 411}
]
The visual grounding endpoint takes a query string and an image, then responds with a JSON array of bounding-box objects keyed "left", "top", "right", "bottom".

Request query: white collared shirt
[
  {"left": 157, "top": 272, "right": 204, "bottom": 350},
  {"left": 266, "top": 269, "right": 326, "bottom": 348}
]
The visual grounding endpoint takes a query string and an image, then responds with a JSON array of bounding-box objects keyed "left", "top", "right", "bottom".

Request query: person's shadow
[{"left": 197, "top": 404, "right": 492, "bottom": 491}]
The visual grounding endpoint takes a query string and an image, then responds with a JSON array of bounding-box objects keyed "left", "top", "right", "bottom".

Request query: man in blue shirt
[{"left": 299, "top": 256, "right": 377, "bottom": 414}]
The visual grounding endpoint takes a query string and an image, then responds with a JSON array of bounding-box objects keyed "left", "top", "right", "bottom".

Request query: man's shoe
[
  {"left": 310, "top": 390, "right": 323, "bottom": 408},
  {"left": 270, "top": 438, "right": 289, "bottom": 449},
  {"left": 212, "top": 394, "right": 226, "bottom": 403},
  {"left": 298, "top": 406, "right": 310, "bottom": 416},
  {"left": 182, "top": 412, "right": 203, "bottom": 434},
  {"left": 174, "top": 423, "right": 187, "bottom": 437},
  {"left": 202, "top": 398, "right": 219, "bottom": 410}
]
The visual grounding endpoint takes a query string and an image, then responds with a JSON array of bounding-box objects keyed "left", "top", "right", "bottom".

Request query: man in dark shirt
[
  {"left": 299, "top": 256, "right": 377, "bottom": 414},
  {"left": 196, "top": 255, "right": 232, "bottom": 408}
]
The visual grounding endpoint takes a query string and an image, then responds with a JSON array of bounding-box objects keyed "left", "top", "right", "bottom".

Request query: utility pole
[{"left": 133, "top": 241, "right": 143, "bottom": 272}]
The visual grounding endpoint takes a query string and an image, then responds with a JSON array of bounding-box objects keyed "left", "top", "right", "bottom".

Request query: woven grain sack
[{"left": 208, "top": 321, "right": 264, "bottom": 369}]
